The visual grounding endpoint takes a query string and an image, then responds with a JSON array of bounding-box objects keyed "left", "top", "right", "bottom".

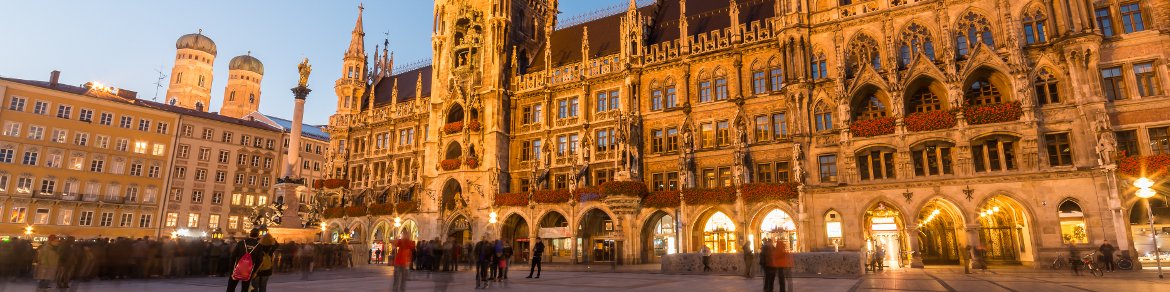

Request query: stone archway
[
  {"left": 578, "top": 208, "right": 616, "bottom": 263},
  {"left": 537, "top": 211, "right": 569, "bottom": 262},
  {"left": 864, "top": 202, "right": 906, "bottom": 269},
  {"left": 977, "top": 195, "right": 1033, "bottom": 264},
  {"left": 640, "top": 210, "right": 676, "bottom": 264},
  {"left": 501, "top": 213, "right": 530, "bottom": 263},
  {"left": 915, "top": 198, "right": 965, "bottom": 265},
  {"left": 755, "top": 208, "right": 798, "bottom": 253},
  {"left": 691, "top": 208, "right": 738, "bottom": 253},
  {"left": 441, "top": 179, "right": 464, "bottom": 213},
  {"left": 447, "top": 215, "right": 471, "bottom": 246}
]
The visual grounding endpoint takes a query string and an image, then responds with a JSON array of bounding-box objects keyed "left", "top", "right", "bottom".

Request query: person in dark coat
[
  {"left": 1098, "top": 240, "right": 1116, "bottom": 272},
  {"left": 760, "top": 238, "right": 776, "bottom": 292},
  {"left": 56, "top": 237, "right": 81, "bottom": 288},
  {"left": 527, "top": 237, "right": 544, "bottom": 278},
  {"left": 474, "top": 237, "right": 492, "bottom": 289},
  {"left": 226, "top": 229, "right": 262, "bottom": 292},
  {"left": 251, "top": 234, "right": 278, "bottom": 292}
]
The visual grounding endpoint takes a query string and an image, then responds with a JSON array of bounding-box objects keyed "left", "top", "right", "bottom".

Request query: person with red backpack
[{"left": 226, "top": 228, "right": 261, "bottom": 292}]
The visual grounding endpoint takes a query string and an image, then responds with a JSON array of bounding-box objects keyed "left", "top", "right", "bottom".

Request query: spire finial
[
  {"left": 359, "top": 2, "right": 364, "bottom": 12},
  {"left": 197, "top": 28, "right": 203, "bottom": 35},
  {"left": 247, "top": 50, "right": 251, "bottom": 56}
]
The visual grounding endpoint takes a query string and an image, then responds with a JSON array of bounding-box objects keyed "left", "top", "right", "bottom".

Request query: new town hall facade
[{"left": 321, "top": 0, "right": 1170, "bottom": 267}]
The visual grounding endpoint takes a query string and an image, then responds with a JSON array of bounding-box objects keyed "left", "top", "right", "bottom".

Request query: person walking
[
  {"left": 699, "top": 245, "right": 712, "bottom": 272},
  {"left": 392, "top": 230, "right": 416, "bottom": 292},
  {"left": 1067, "top": 243, "right": 1081, "bottom": 276},
  {"left": 760, "top": 238, "right": 775, "bottom": 292},
  {"left": 742, "top": 240, "right": 754, "bottom": 279},
  {"left": 770, "top": 239, "right": 794, "bottom": 292},
  {"left": 34, "top": 235, "right": 62, "bottom": 291},
  {"left": 227, "top": 229, "right": 262, "bottom": 292},
  {"left": 500, "top": 242, "right": 513, "bottom": 281},
  {"left": 56, "top": 237, "right": 80, "bottom": 289},
  {"left": 251, "top": 234, "right": 278, "bottom": 292},
  {"left": 527, "top": 237, "right": 544, "bottom": 278},
  {"left": 474, "top": 237, "right": 492, "bottom": 289},
  {"left": 1098, "top": 239, "right": 1116, "bottom": 272},
  {"left": 299, "top": 242, "right": 316, "bottom": 280},
  {"left": 160, "top": 237, "right": 176, "bottom": 278}
]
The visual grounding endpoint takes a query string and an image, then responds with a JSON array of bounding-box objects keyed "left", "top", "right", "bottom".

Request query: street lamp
[
  {"left": 24, "top": 226, "right": 33, "bottom": 239},
  {"left": 489, "top": 210, "right": 498, "bottom": 224},
  {"left": 1134, "top": 177, "right": 1164, "bottom": 279}
]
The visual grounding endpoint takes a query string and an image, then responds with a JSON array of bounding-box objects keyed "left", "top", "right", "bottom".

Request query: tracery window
[
  {"left": 1034, "top": 69, "right": 1060, "bottom": 105},
  {"left": 1021, "top": 10, "right": 1048, "bottom": 44},
  {"left": 769, "top": 59, "right": 784, "bottom": 91},
  {"left": 856, "top": 95, "right": 888, "bottom": 120},
  {"left": 908, "top": 87, "right": 942, "bottom": 113},
  {"left": 964, "top": 78, "right": 1002, "bottom": 105},
  {"left": 810, "top": 52, "right": 828, "bottom": 80},
  {"left": 846, "top": 34, "right": 882, "bottom": 77},
  {"left": 955, "top": 12, "right": 995, "bottom": 58},
  {"left": 814, "top": 102, "right": 834, "bottom": 132},
  {"left": 899, "top": 23, "right": 935, "bottom": 68}
]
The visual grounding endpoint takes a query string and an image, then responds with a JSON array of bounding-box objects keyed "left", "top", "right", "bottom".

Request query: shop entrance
[
  {"left": 537, "top": 211, "right": 570, "bottom": 263},
  {"left": 865, "top": 202, "right": 905, "bottom": 269},
  {"left": 501, "top": 214, "right": 530, "bottom": 263},
  {"left": 640, "top": 211, "right": 676, "bottom": 263},
  {"left": 577, "top": 209, "right": 616, "bottom": 263}
]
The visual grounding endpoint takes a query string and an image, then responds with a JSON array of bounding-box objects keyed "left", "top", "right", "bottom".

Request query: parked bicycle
[
  {"left": 1116, "top": 253, "right": 1134, "bottom": 270},
  {"left": 1082, "top": 252, "right": 1104, "bottom": 276},
  {"left": 1049, "top": 252, "right": 1066, "bottom": 270}
]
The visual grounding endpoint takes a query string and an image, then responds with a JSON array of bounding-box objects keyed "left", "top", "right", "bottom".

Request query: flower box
[
  {"left": 395, "top": 201, "right": 418, "bottom": 214},
  {"left": 344, "top": 206, "right": 367, "bottom": 217},
  {"left": 1118, "top": 154, "right": 1170, "bottom": 179},
  {"left": 682, "top": 187, "right": 736, "bottom": 205},
  {"left": 964, "top": 101, "right": 1022, "bottom": 125},
  {"left": 443, "top": 121, "right": 464, "bottom": 134},
  {"left": 465, "top": 157, "right": 480, "bottom": 168},
  {"left": 643, "top": 190, "right": 681, "bottom": 208},
  {"left": 467, "top": 120, "right": 482, "bottom": 132},
  {"left": 577, "top": 186, "right": 603, "bottom": 202},
  {"left": 316, "top": 178, "right": 349, "bottom": 189},
  {"left": 904, "top": 110, "right": 957, "bottom": 132},
  {"left": 600, "top": 181, "right": 649, "bottom": 198},
  {"left": 440, "top": 159, "right": 462, "bottom": 171},
  {"left": 369, "top": 203, "right": 394, "bottom": 216},
  {"left": 495, "top": 192, "right": 529, "bottom": 207},
  {"left": 849, "top": 116, "right": 896, "bottom": 137},
  {"left": 322, "top": 207, "right": 345, "bottom": 219},
  {"left": 741, "top": 182, "right": 800, "bottom": 203},
  {"left": 534, "top": 189, "right": 571, "bottom": 204}
]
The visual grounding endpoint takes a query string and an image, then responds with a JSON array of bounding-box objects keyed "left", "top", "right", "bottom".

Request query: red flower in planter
[
  {"left": 534, "top": 189, "right": 571, "bottom": 204},
  {"left": 344, "top": 206, "right": 367, "bottom": 217},
  {"left": 465, "top": 157, "right": 480, "bottom": 168},
  {"left": 904, "top": 110, "right": 957, "bottom": 132},
  {"left": 323, "top": 207, "right": 345, "bottom": 219},
  {"left": 577, "top": 186, "right": 604, "bottom": 202},
  {"left": 494, "top": 192, "right": 529, "bottom": 207},
  {"left": 741, "top": 182, "right": 800, "bottom": 203},
  {"left": 964, "top": 101, "right": 1022, "bottom": 125},
  {"left": 440, "top": 159, "right": 462, "bottom": 171},
  {"left": 849, "top": 117, "right": 896, "bottom": 137},
  {"left": 467, "top": 120, "right": 482, "bottom": 132},
  {"left": 395, "top": 201, "right": 418, "bottom": 214},
  {"left": 369, "top": 203, "right": 394, "bottom": 216},
  {"left": 600, "top": 181, "right": 649, "bottom": 198},
  {"left": 643, "top": 190, "right": 681, "bottom": 208},
  {"left": 321, "top": 179, "right": 349, "bottom": 189},
  {"left": 443, "top": 121, "right": 464, "bottom": 134},
  {"left": 682, "top": 187, "right": 736, "bottom": 205},
  {"left": 1118, "top": 154, "right": 1170, "bottom": 180}
]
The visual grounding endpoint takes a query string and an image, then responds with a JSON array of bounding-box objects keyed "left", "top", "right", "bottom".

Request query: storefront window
[
  {"left": 703, "top": 211, "right": 737, "bottom": 253},
  {"left": 652, "top": 214, "right": 676, "bottom": 256},
  {"left": 825, "top": 210, "right": 843, "bottom": 248},
  {"left": 760, "top": 209, "right": 797, "bottom": 252},
  {"left": 1058, "top": 200, "right": 1088, "bottom": 244}
]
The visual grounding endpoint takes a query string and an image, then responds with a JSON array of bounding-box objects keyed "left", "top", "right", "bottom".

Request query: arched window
[
  {"left": 248, "top": 94, "right": 255, "bottom": 104},
  {"left": 175, "top": 72, "right": 183, "bottom": 84},
  {"left": 857, "top": 146, "right": 896, "bottom": 180},
  {"left": 856, "top": 95, "right": 888, "bottom": 120},
  {"left": 651, "top": 79, "right": 664, "bottom": 111},
  {"left": 846, "top": 34, "right": 882, "bottom": 77},
  {"left": 972, "top": 135, "right": 1018, "bottom": 172},
  {"left": 751, "top": 61, "right": 768, "bottom": 95},
  {"left": 1058, "top": 200, "right": 1088, "bottom": 243},
  {"left": 899, "top": 23, "right": 936, "bottom": 68},
  {"left": 198, "top": 75, "right": 206, "bottom": 88},
  {"left": 714, "top": 68, "right": 729, "bottom": 101},
  {"left": 908, "top": 87, "right": 942, "bottom": 113},
  {"left": 228, "top": 91, "right": 236, "bottom": 101},
  {"left": 1022, "top": 10, "right": 1048, "bottom": 44},
  {"left": 911, "top": 141, "right": 954, "bottom": 176},
  {"left": 769, "top": 58, "right": 784, "bottom": 91},
  {"left": 195, "top": 102, "right": 204, "bottom": 112},
  {"left": 697, "top": 71, "right": 713, "bottom": 103},
  {"left": 1034, "top": 68, "right": 1060, "bottom": 105},
  {"left": 810, "top": 52, "right": 828, "bottom": 79},
  {"left": 964, "top": 78, "right": 1002, "bottom": 105},
  {"left": 814, "top": 102, "right": 833, "bottom": 132},
  {"left": 702, "top": 211, "right": 737, "bottom": 253},
  {"left": 955, "top": 12, "right": 995, "bottom": 58},
  {"left": 664, "top": 78, "right": 678, "bottom": 109},
  {"left": 824, "top": 210, "right": 843, "bottom": 246}
]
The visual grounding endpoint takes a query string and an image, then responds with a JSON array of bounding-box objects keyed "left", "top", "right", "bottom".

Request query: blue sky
[{"left": 0, "top": 0, "right": 629, "bottom": 125}]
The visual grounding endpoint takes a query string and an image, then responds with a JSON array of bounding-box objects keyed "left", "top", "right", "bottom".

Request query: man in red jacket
[
  {"left": 767, "top": 239, "right": 794, "bottom": 292},
  {"left": 392, "top": 231, "right": 416, "bottom": 292}
]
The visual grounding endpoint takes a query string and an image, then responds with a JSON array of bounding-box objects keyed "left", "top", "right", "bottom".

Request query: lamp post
[
  {"left": 1134, "top": 177, "right": 1165, "bottom": 279},
  {"left": 24, "top": 226, "right": 33, "bottom": 240}
]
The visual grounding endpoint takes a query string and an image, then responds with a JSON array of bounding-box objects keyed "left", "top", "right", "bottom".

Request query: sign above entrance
[{"left": 539, "top": 227, "right": 570, "bottom": 238}]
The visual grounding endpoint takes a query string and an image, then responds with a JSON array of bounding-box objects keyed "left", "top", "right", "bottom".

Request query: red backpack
[{"left": 231, "top": 242, "right": 257, "bottom": 281}]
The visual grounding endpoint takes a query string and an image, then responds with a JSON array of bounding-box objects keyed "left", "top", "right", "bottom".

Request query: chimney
[{"left": 49, "top": 70, "right": 61, "bottom": 88}]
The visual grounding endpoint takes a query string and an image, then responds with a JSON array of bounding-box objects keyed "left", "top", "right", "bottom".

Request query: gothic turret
[{"left": 334, "top": 4, "right": 368, "bottom": 115}]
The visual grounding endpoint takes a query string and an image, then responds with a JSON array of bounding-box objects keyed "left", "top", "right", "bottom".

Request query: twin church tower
[{"left": 164, "top": 30, "right": 264, "bottom": 119}]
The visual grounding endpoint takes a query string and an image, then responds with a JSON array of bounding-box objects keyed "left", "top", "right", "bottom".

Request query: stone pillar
[
  {"left": 908, "top": 223, "right": 924, "bottom": 268},
  {"left": 285, "top": 86, "right": 310, "bottom": 178}
]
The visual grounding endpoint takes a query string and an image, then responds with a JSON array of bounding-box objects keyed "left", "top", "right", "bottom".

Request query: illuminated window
[
  {"left": 702, "top": 211, "right": 737, "bottom": 253},
  {"left": 1058, "top": 200, "right": 1088, "bottom": 243},
  {"left": 760, "top": 209, "right": 798, "bottom": 252},
  {"left": 133, "top": 141, "right": 148, "bottom": 154}
]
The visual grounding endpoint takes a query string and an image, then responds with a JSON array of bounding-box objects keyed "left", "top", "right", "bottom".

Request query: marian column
[{"left": 274, "top": 58, "right": 313, "bottom": 230}]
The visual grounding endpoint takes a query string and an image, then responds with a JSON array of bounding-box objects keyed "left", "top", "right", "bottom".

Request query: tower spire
[
  {"left": 679, "top": 0, "right": 689, "bottom": 53},
  {"left": 345, "top": 3, "right": 366, "bottom": 58}
]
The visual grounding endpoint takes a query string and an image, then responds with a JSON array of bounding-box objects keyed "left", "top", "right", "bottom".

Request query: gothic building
[{"left": 323, "top": 0, "right": 1170, "bottom": 267}]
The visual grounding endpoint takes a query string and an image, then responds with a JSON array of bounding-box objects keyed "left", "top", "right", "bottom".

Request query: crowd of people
[{"left": 1, "top": 232, "right": 357, "bottom": 291}]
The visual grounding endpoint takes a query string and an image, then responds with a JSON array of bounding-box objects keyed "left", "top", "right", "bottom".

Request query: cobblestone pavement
[{"left": 1, "top": 265, "right": 1166, "bottom": 291}]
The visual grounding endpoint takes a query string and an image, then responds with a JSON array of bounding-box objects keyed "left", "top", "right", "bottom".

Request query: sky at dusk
[{"left": 0, "top": 0, "right": 633, "bottom": 125}]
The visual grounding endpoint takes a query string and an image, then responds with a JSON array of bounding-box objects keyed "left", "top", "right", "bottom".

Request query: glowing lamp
[
  {"left": 1135, "top": 177, "right": 1156, "bottom": 189},
  {"left": 1137, "top": 187, "right": 1157, "bottom": 199},
  {"left": 393, "top": 216, "right": 402, "bottom": 227},
  {"left": 489, "top": 211, "right": 498, "bottom": 224}
]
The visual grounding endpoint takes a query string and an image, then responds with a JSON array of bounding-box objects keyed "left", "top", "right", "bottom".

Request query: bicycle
[
  {"left": 1082, "top": 252, "right": 1104, "bottom": 277},
  {"left": 1116, "top": 253, "right": 1134, "bottom": 270},
  {"left": 1049, "top": 252, "right": 1065, "bottom": 270}
]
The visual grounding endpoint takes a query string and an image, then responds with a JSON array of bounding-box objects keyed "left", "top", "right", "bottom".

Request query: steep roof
[
  {"left": 368, "top": 65, "right": 432, "bottom": 109},
  {"left": 530, "top": 0, "right": 776, "bottom": 70}
]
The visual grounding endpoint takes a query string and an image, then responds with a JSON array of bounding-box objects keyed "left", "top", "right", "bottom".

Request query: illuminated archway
[
  {"left": 577, "top": 208, "right": 616, "bottom": 263},
  {"left": 916, "top": 198, "right": 964, "bottom": 265},
  {"left": 864, "top": 202, "right": 906, "bottom": 269},
  {"left": 702, "top": 211, "right": 738, "bottom": 253},
  {"left": 759, "top": 209, "right": 798, "bottom": 252},
  {"left": 640, "top": 210, "right": 676, "bottom": 263},
  {"left": 977, "top": 195, "right": 1033, "bottom": 263}
]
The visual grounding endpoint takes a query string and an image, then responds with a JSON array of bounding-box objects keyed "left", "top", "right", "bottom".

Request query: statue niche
[{"left": 451, "top": 10, "right": 484, "bottom": 74}]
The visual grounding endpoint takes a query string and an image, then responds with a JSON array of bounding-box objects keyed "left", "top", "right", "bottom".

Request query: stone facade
[{"left": 324, "top": 0, "right": 1170, "bottom": 267}]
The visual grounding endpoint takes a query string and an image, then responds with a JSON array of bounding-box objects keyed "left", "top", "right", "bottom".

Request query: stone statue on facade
[
  {"left": 1096, "top": 131, "right": 1117, "bottom": 166},
  {"left": 792, "top": 143, "right": 805, "bottom": 184},
  {"left": 837, "top": 102, "right": 851, "bottom": 126}
]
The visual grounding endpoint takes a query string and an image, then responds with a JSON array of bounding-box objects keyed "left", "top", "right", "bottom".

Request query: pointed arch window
[
  {"left": 664, "top": 78, "right": 678, "bottom": 109},
  {"left": 846, "top": 34, "right": 882, "bottom": 77},
  {"left": 1022, "top": 11, "right": 1048, "bottom": 45},
  {"left": 714, "top": 69, "right": 729, "bottom": 101},
  {"left": 856, "top": 95, "right": 888, "bottom": 120},
  {"left": 198, "top": 75, "right": 206, "bottom": 88},
  {"left": 228, "top": 91, "right": 236, "bottom": 101},
  {"left": 955, "top": 12, "right": 995, "bottom": 58},
  {"left": 651, "top": 80, "right": 664, "bottom": 111},
  {"left": 1034, "top": 69, "right": 1060, "bottom": 105},
  {"left": 769, "top": 59, "right": 784, "bottom": 91},
  {"left": 698, "top": 71, "right": 713, "bottom": 103},
  {"left": 248, "top": 94, "right": 256, "bottom": 104},
  {"left": 965, "top": 78, "right": 1002, "bottom": 105},
  {"left": 810, "top": 52, "right": 827, "bottom": 80},
  {"left": 899, "top": 23, "right": 936, "bottom": 69},
  {"left": 814, "top": 102, "right": 834, "bottom": 132},
  {"left": 751, "top": 62, "right": 768, "bottom": 95},
  {"left": 909, "top": 87, "right": 942, "bottom": 113}
]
